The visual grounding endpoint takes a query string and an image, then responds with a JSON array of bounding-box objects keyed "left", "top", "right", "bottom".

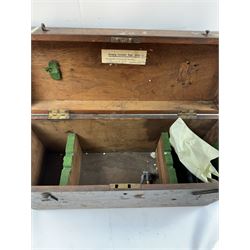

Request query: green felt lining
[
  {"left": 161, "top": 132, "right": 178, "bottom": 184},
  {"left": 59, "top": 133, "right": 76, "bottom": 185}
]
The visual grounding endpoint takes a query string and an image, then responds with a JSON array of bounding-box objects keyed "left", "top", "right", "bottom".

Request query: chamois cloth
[{"left": 169, "top": 118, "right": 219, "bottom": 183}]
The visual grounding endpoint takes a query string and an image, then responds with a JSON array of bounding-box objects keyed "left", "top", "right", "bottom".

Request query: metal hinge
[
  {"left": 110, "top": 183, "right": 141, "bottom": 190},
  {"left": 48, "top": 109, "right": 70, "bottom": 120},
  {"left": 178, "top": 110, "right": 197, "bottom": 119}
]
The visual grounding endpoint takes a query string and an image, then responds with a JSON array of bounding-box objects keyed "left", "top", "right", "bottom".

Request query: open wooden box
[{"left": 31, "top": 27, "right": 219, "bottom": 209}]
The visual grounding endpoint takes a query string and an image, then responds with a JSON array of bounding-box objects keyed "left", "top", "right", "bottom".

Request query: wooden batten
[
  {"left": 32, "top": 27, "right": 218, "bottom": 44},
  {"left": 32, "top": 100, "right": 218, "bottom": 114}
]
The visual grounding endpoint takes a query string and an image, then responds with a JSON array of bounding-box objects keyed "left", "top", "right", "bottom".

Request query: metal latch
[
  {"left": 48, "top": 110, "right": 70, "bottom": 120},
  {"left": 178, "top": 110, "right": 197, "bottom": 119},
  {"left": 110, "top": 183, "right": 141, "bottom": 190}
]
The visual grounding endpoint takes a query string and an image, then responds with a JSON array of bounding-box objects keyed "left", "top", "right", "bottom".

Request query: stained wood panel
[
  {"left": 31, "top": 183, "right": 218, "bottom": 209},
  {"left": 32, "top": 42, "right": 218, "bottom": 103},
  {"left": 31, "top": 119, "right": 218, "bottom": 152},
  {"left": 204, "top": 121, "right": 219, "bottom": 145},
  {"left": 31, "top": 131, "right": 44, "bottom": 185}
]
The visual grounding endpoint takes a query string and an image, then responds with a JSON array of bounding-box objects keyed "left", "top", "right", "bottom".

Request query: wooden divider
[
  {"left": 59, "top": 133, "right": 83, "bottom": 185},
  {"left": 156, "top": 132, "right": 178, "bottom": 184}
]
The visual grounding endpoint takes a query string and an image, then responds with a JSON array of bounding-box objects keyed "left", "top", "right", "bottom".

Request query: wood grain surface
[
  {"left": 32, "top": 100, "right": 218, "bottom": 114},
  {"left": 31, "top": 130, "right": 44, "bottom": 185},
  {"left": 32, "top": 42, "right": 218, "bottom": 105},
  {"left": 31, "top": 183, "right": 218, "bottom": 209},
  {"left": 31, "top": 119, "right": 218, "bottom": 152}
]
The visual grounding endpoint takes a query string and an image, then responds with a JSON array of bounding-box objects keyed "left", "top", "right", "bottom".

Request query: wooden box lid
[{"left": 32, "top": 27, "right": 218, "bottom": 115}]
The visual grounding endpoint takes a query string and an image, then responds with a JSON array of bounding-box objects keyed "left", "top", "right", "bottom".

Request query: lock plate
[{"left": 110, "top": 183, "right": 141, "bottom": 190}]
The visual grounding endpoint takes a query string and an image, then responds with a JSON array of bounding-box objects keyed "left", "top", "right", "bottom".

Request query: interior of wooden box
[
  {"left": 31, "top": 118, "right": 218, "bottom": 186},
  {"left": 32, "top": 41, "right": 218, "bottom": 114}
]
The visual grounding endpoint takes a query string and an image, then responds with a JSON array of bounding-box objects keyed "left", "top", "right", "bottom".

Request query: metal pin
[{"left": 41, "top": 23, "right": 49, "bottom": 32}]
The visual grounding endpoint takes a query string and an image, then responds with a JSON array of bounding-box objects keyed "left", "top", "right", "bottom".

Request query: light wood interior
[
  {"left": 31, "top": 118, "right": 218, "bottom": 186},
  {"left": 32, "top": 41, "right": 218, "bottom": 114},
  {"left": 32, "top": 100, "right": 217, "bottom": 114}
]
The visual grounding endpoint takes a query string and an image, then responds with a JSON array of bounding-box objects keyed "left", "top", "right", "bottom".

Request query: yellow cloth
[{"left": 169, "top": 118, "right": 219, "bottom": 183}]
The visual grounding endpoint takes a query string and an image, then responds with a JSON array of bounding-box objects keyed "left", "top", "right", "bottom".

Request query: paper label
[{"left": 101, "top": 49, "right": 147, "bottom": 65}]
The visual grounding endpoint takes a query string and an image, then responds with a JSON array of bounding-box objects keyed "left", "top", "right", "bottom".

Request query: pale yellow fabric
[{"left": 169, "top": 118, "right": 219, "bottom": 183}]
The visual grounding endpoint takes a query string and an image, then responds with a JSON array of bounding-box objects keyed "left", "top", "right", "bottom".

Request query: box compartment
[
  {"left": 31, "top": 27, "right": 219, "bottom": 209},
  {"left": 32, "top": 118, "right": 218, "bottom": 185}
]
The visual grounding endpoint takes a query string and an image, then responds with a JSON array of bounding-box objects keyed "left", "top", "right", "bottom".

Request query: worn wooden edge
[
  {"left": 31, "top": 183, "right": 218, "bottom": 209},
  {"left": 32, "top": 182, "right": 218, "bottom": 192},
  {"left": 32, "top": 27, "right": 218, "bottom": 45},
  {"left": 31, "top": 100, "right": 218, "bottom": 115}
]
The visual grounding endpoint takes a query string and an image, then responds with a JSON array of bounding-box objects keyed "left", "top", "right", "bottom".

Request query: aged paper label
[{"left": 101, "top": 49, "right": 147, "bottom": 65}]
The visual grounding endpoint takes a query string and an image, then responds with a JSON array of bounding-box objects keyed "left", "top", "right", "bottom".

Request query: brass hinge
[
  {"left": 110, "top": 183, "right": 141, "bottom": 190},
  {"left": 178, "top": 110, "right": 197, "bottom": 119},
  {"left": 48, "top": 109, "right": 70, "bottom": 120}
]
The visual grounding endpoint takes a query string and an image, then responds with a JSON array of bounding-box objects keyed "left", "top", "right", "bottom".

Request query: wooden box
[{"left": 31, "top": 27, "right": 219, "bottom": 209}]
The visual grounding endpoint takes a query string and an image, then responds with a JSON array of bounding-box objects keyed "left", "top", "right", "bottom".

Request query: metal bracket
[
  {"left": 178, "top": 110, "right": 197, "bottom": 119},
  {"left": 110, "top": 183, "right": 141, "bottom": 190},
  {"left": 110, "top": 37, "right": 140, "bottom": 43},
  {"left": 41, "top": 192, "right": 58, "bottom": 201},
  {"left": 192, "top": 189, "right": 218, "bottom": 195},
  {"left": 48, "top": 110, "right": 70, "bottom": 120}
]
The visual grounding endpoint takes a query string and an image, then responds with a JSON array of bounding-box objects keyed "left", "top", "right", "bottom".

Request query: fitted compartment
[
  {"left": 31, "top": 118, "right": 218, "bottom": 186},
  {"left": 31, "top": 130, "right": 65, "bottom": 185},
  {"left": 31, "top": 27, "right": 219, "bottom": 209}
]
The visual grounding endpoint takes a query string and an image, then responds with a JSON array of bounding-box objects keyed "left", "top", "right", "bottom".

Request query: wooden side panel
[
  {"left": 31, "top": 119, "right": 218, "bottom": 152},
  {"left": 31, "top": 131, "right": 44, "bottom": 185},
  {"left": 203, "top": 121, "right": 219, "bottom": 145},
  {"left": 32, "top": 42, "right": 218, "bottom": 102},
  {"left": 31, "top": 183, "right": 218, "bottom": 209}
]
